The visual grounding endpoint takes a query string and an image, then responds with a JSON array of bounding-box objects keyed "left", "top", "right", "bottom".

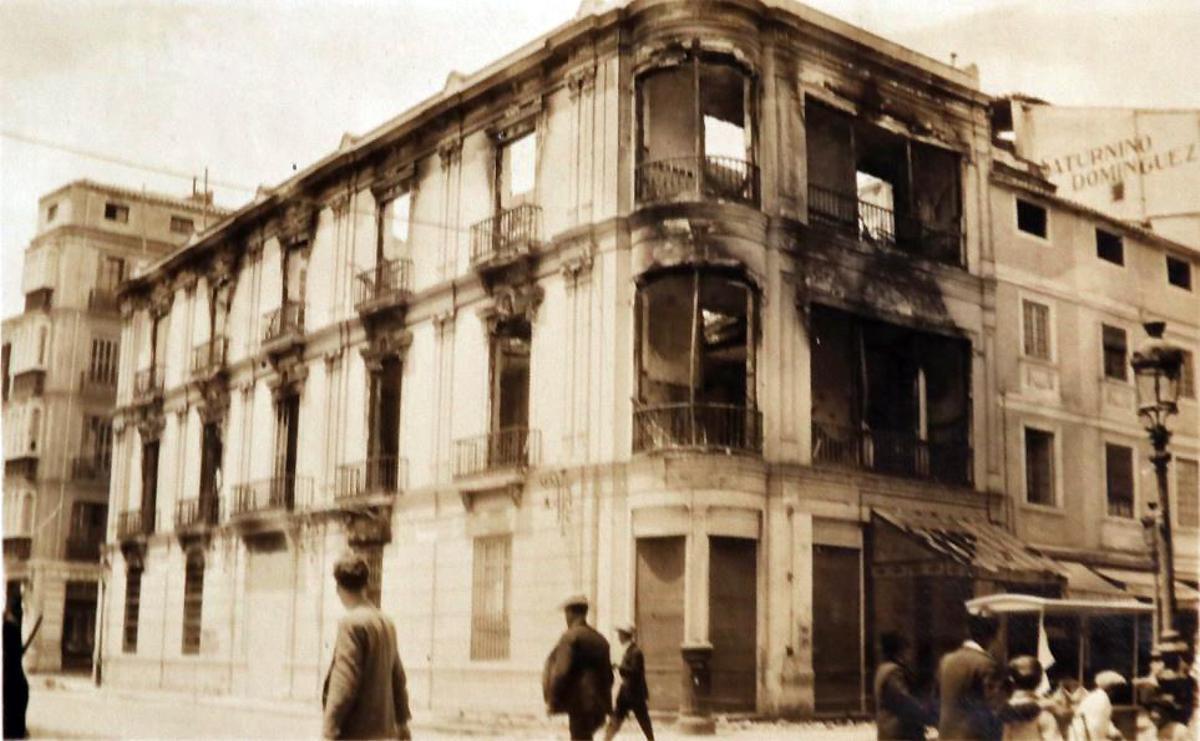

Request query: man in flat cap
[
  {"left": 605, "top": 621, "right": 653, "bottom": 740},
  {"left": 322, "top": 552, "right": 411, "bottom": 740},
  {"left": 543, "top": 593, "right": 613, "bottom": 740}
]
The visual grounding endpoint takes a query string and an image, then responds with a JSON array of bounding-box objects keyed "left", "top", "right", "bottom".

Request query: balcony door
[
  {"left": 199, "top": 421, "right": 223, "bottom": 520},
  {"left": 273, "top": 395, "right": 299, "bottom": 509},
  {"left": 140, "top": 440, "right": 159, "bottom": 533},
  {"left": 489, "top": 326, "right": 530, "bottom": 468},
  {"left": 635, "top": 536, "right": 685, "bottom": 712},
  {"left": 367, "top": 357, "right": 402, "bottom": 491}
]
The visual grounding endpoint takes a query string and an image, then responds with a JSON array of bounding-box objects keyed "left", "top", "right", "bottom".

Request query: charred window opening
[
  {"left": 1102, "top": 325, "right": 1128, "bottom": 381},
  {"left": 198, "top": 421, "right": 223, "bottom": 523},
  {"left": 140, "top": 439, "right": 159, "bottom": 534},
  {"left": 379, "top": 191, "right": 411, "bottom": 261},
  {"left": 122, "top": 566, "right": 142, "bottom": 653},
  {"left": 181, "top": 551, "right": 204, "bottom": 655},
  {"left": 488, "top": 320, "right": 531, "bottom": 468},
  {"left": 1106, "top": 443, "right": 1135, "bottom": 519},
  {"left": 636, "top": 54, "right": 758, "bottom": 204},
  {"left": 634, "top": 269, "right": 760, "bottom": 452},
  {"left": 806, "top": 100, "right": 962, "bottom": 265},
  {"left": 273, "top": 394, "right": 300, "bottom": 508},
  {"left": 1016, "top": 199, "right": 1048, "bottom": 238},
  {"left": 497, "top": 132, "right": 536, "bottom": 211},
  {"left": 1167, "top": 255, "right": 1193, "bottom": 291},
  {"left": 1096, "top": 229, "right": 1124, "bottom": 265},
  {"left": 810, "top": 304, "right": 972, "bottom": 485},
  {"left": 365, "top": 357, "right": 402, "bottom": 492}
]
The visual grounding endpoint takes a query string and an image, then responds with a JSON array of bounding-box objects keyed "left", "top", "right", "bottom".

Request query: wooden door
[
  {"left": 708, "top": 536, "right": 757, "bottom": 711},
  {"left": 635, "top": 536, "right": 685, "bottom": 711},
  {"left": 813, "top": 544, "right": 863, "bottom": 713}
]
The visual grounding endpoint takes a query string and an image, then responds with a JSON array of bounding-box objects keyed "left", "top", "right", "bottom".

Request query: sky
[{"left": 3, "top": 0, "right": 1199, "bottom": 320}]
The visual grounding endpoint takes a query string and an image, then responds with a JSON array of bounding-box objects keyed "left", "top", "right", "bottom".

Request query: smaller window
[
  {"left": 1111, "top": 181, "right": 1125, "bottom": 202},
  {"left": 1016, "top": 199, "right": 1048, "bottom": 238},
  {"left": 46, "top": 203, "right": 58, "bottom": 222},
  {"left": 170, "top": 216, "right": 194, "bottom": 235},
  {"left": 104, "top": 203, "right": 130, "bottom": 223},
  {"left": 1167, "top": 255, "right": 1192, "bottom": 290},
  {"left": 123, "top": 567, "right": 143, "bottom": 653},
  {"left": 1105, "top": 443, "right": 1135, "bottom": 519},
  {"left": 1024, "top": 428, "right": 1056, "bottom": 506},
  {"left": 182, "top": 552, "right": 204, "bottom": 654},
  {"left": 1101, "top": 324, "right": 1128, "bottom": 381},
  {"left": 1096, "top": 229, "right": 1124, "bottom": 265},
  {"left": 1022, "top": 300, "right": 1051, "bottom": 361},
  {"left": 1177, "top": 458, "right": 1199, "bottom": 530},
  {"left": 1181, "top": 350, "right": 1196, "bottom": 400},
  {"left": 470, "top": 534, "right": 512, "bottom": 661}
]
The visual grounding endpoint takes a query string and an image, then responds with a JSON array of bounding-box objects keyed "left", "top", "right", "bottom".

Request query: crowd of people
[{"left": 874, "top": 611, "right": 1198, "bottom": 741}]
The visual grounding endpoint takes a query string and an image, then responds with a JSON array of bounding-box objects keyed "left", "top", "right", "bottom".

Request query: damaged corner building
[{"left": 77, "top": 0, "right": 1200, "bottom": 720}]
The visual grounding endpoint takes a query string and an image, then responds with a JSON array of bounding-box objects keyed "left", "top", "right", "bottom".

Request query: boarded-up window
[
  {"left": 1022, "top": 300, "right": 1051, "bottom": 360},
  {"left": 182, "top": 552, "right": 204, "bottom": 655},
  {"left": 1106, "top": 443, "right": 1135, "bottom": 519},
  {"left": 123, "top": 567, "right": 142, "bottom": 653},
  {"left": 1025, "top": 428, "right": 1055, "bottom": 506},
  {"left": 1102, "top": 325, "right": 1128, "bottom": 381},
  {"left": 1177, "top": 458, "right": 1199, "bottom": 531},
  {"left": 470, "top": 535, "right": 511, "bottom": 661}
]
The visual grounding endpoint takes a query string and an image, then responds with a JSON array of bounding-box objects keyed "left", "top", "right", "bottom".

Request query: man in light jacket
[{"left": 322, "top": 552, "right": 411, "bottom": 740}]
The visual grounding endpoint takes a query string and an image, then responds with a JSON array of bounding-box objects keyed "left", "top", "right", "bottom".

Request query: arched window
[{"left": 634, "top": 267, "right": 760, "bottom": 452}]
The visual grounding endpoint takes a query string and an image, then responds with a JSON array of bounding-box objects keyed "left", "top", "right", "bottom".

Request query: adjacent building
[
  {"left": 3, "top": 181, "right": 222, "bottom": 672},
  {"left": 93, "top": 0, "right": 1198, "bottom": 718}
]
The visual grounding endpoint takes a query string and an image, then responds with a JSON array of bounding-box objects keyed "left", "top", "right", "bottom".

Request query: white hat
[
  {"left": 1094, "top": 670, "right": 1127, "bottom": 689},
  {"left": 561, "top": 593, "right": 589, "bottom": 609}
]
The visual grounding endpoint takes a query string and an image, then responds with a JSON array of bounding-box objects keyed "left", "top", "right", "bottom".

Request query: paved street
[{"left": 25, "top": 677, "right": 876, "bottom": 739}]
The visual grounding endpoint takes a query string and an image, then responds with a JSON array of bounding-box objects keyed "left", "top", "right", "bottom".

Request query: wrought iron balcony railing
[
  {"left": 454, "top": 428, "right": 541, "bottom": 479},
  {"left": 65, "top": 535, "right": 102, "bottom": 561},
  {"left": 116, "top": 509, "right": 149, "bottom": 540},
  {"left": 70, "top": 456, "right": 110, "bottom": 483},
  {"left": 811, "top": 422, "right": 973, "bottom": 486},
  {"left": 175, "top": 497, "right": 220, "bottom": 529},
  {"left": 635, "top": 156, "right": 760, "bottom": 206},
  {"left": 230, "top": 475, "right": 311, "bottom": 517},
  {"left": 470, "top": 204, "right": 542, "bottom": 266},
  {"left": 354, "top": 259, "right": 413, "bottom": 313},
  {"left": 88, "top": 288, "right": 120, "bottom": 313},
  {"left": 807, "top": 184, "right": 964, "bottom": 266},
  {"left": 263, "top": 301, "right": 305, "bottom": 346},
  {"left": 133, "top": 365, "right": 165, "bottom": 400},
  {"left": 633, "top": 402, "right": 763, "bottom": 454},
  {"left": 335, "top": 456, "right": 405, "bottom": 500},
  {"left": 191, "top": 336, "right": 228, "bottom": 377},
  {"left": 3, "top": 536, "right": 32, "bottom": 561}
]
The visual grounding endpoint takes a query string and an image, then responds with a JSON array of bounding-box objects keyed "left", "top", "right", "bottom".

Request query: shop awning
[
  {"left": 1091, "top": 567, "right": 1200, "bottom": 607},
  {"left": 1059, "top": 560, "right": 1134, "bottom": 600},
  {"left": 873, "top": 509, "right": 1066, "bottom": 584},
  {"left": 965, "top": 593, "right": 1152, "bottom": 616}
]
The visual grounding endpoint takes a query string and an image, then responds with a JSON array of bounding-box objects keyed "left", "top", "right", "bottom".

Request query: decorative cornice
[
  {"left": 328, "top": 190, "right": 352, "bottom": 219},
  {"left": 566, "top": 65, "right": 597, "bottom": 100},
  {"left": 478, "top": 282, "right": 544, "bottom": 334},
  {"left": 361, "top": 328, "right": 413, "bottom": 372},
  {"left": 275, "top": 200, "right": 319, "bottom": 249},
  {"left": 149, "top": 282, "right": 174, "bottom": 318},
  {"left": 173, "top": 269, "right": 199, "bottom": 296},
  {"left": 489, "top": 98, "right": 542, "bottom": 143},
  {"left": 135, "top": 405, "right": 166, "bottom": 441},
  {"left": 266, "top": 354, "right": 308, "bottom": 399},
  {"left": 437, "top": 138, "right": 462, "bottom": 170}
]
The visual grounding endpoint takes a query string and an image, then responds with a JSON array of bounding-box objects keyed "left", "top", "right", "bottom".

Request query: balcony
[
  {"left": 79, "top": 370, "right": 117, "bottom": 399},
  {"left": 87, "top": 288, "right": 119, "bottom": 313},
  {"left": 470, "top": 204, "right": 542, "bottom": 268},
  {"left": 229, "top": 475, "right": 311, "bottom": 519},
  {"left": 262, "top": 301, "right": 305, "bottom": 354},
  {"left": 335, "top": 456, "right": 405, "bottom": 502},
  {"left": 70, "top": 456, "right": 110, "bottom": 484},
  {"left": 811, "top": 422, "right": 973, "bottom": 487},
  {"left": 3, "top": 536, "right": 32, "bottom": 561},
  {"left": 174, "top": 497, "right": 219, "bottom": 531},
  {"left": 191, "top": 336, "right": 228, "bottom": 378},
  {"left": 633, "top": 403, "right": 762, "bottom": 455},
  {"left": 10, "top": 367, "right": 46, "bottom": 398},
  {"left": 454, "top": 428, "right": 541, "bottom": 479},
  {"left": 24, "top": 288, "right": 52, "bottom": 312},
  {"left": 116, "top": 510, "right": 149, "bottom": 540},
  {"left": 65, "top": 535, "right": 102, "bottom": 562},
  {"left": 133, "top": 365, "right": 164, "bottom": 402},
  {"left": 636, "top": 156, "right": 759, "bottom": 207},
  {"left": 354, "top": 259, "right": 413, "bottom": 316},
  {"left": 807, "top": 184, "right": 963, "bottom": 266}
]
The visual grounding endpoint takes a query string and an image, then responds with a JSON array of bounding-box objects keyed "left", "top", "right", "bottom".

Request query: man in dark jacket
[
  {"left": 543, "top": 594, "right": 613, "bottom": 740},
  {"left": 937, "top": 611, "right": 1006, "bottom": 741},
  {"left": 605, "top": 622, "right": 653, "bottom": 740},
  {"left": 874, "top": 631, "right": 928, "bottom": 740},
  {"left": 322, "top": 553, "right": 411, "bottom": 740}
]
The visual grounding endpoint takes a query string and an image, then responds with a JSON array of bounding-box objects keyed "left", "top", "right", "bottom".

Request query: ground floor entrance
[{"left": 61, "top": 581, "right": 98, "bottom": 672}]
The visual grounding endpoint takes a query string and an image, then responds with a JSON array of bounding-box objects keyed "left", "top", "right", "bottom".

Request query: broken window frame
[
  {"left": 495, "top": 128, "right": 538, "bottom": 212},
  {"left": 633, "top": 267, "right": 760, "bottom": 452},
  {"left": 635, "top": 52, "right": 758, "bottom": 204}
]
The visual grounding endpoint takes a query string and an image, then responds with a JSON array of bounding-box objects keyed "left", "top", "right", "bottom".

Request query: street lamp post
[{"left": 1130, "top": 320, "right": 1184, "bottom": 638}]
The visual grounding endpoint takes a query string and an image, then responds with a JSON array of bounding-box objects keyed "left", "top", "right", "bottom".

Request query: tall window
[
  {"left": 68, "top": 502, "right": 106, "bottom": 547},
  {"left": 28, "top": 408, "right": 41, "bottom": 453},
  {"left": 470, "top": 535, "right": 511, "bottom": 661},
  {"left": 123, "top": 566, "right": 142, "bottom": 653},
  {"left": 198, "top": 421, "right": 223, "bottom": 519},
  {"left": 2, "top": 342, "right": 10, "bottom": 401},
  {"left": 182, "top": 552, "right": 204, "bottom": 654},
  {"left": 273, "top": 394, "right": 300, "bottom": 508},
  {"left": 141, "top": 440, "right": 160, "bottom": 533},
  {"left": 379, "top": 191, "right": 411, "bottom": 262},
  {"left": 97, "top": 256, "right": 125, "bottom": 293},
  {"left": 1022, "top": 300, "right": 1051, "bottom": 360},
  {"left": 1024, "top": 428, "right": 1055, "bottom": 506},
  {"left": 88, "top": 338, "right": 119, "bottom": 384},
  {"left": 1181, "top": 350, "right": 1196, "bottom": 400},
  {"left": 1105, "top": 443, "right": 1135, "bottom": 518},
  {"left": 497, "top": 132, "right": 537, "bottom": 210},
  {"left": 37, "top": 326, "right": 48, "bottom": 366},
  {"left": 367, "top": 358, "right": 402, "bottom": 490},
  {"left": 1101, "top": 325, "right": 1128, "bottom": 381},
  {"left": 1177, "top": 458, "right": 1199, "bottom": 531},
  {"left": 84, "top": 416, "right": 113, "bottom": 471}
]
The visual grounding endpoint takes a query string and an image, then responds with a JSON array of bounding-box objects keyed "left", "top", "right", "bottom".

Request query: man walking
[
  {"left": 322, "top": 552, "right": 411, "bottom": 740},
  {"left": 874, "top": 631, "right": 928, "bottom": 740},
  {"left": 543, "top": 594, "right": 613, "bottom": 740},
  {"left": 605, "top": 622, "right": 654, "bottom": 740},
  {"left": 937, "top": 611, "right": 1006, "bottom": 741}
]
